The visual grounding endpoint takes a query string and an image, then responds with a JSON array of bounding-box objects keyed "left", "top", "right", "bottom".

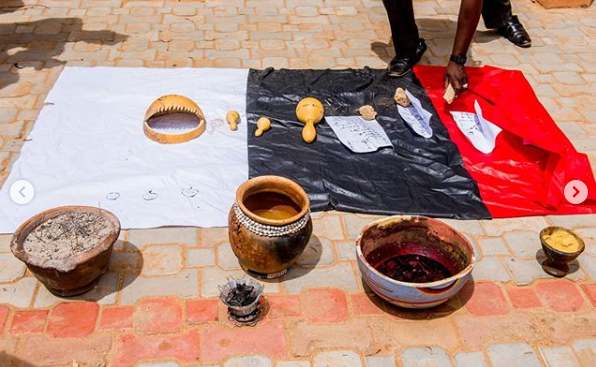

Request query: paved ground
[{"left": 1, "top": 0, "right": 596, "bottom": 366}]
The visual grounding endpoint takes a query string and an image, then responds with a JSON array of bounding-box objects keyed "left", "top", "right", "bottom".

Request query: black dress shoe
[
  {"left": 498, "top": 15, "right": 531, "bottom": 48},
  {"left": 387, "top": 39, "right": 427, "bottom": 77}
]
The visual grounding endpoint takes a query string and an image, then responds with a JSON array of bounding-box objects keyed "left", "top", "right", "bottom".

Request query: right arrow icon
[{"left": 565, "top": 180, "right": 588, "bottom": 205}]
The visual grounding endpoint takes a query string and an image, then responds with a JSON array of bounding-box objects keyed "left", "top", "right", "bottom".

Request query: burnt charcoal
[
  {"left": 375, "top": 254, "right": 452, "bottom": 283},
  {"left": 225, "top": 283, "right": 257, "bottom": 307}
]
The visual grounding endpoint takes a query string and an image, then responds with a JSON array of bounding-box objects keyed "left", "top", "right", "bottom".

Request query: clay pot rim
[
  {"left": 10, "top": 206, "right": 121, "bottom": 273},
  {"left": 355, "top": 215, "right": 476, "bottom": 288},
  {"left": 539, "top": 226, "right": 585, "bottom": 257},
  {"left": 236, "top": 175, "right": 310, "bottom": 226}
]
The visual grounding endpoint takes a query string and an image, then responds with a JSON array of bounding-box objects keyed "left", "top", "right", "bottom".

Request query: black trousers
[{"left": 382, "top": 0, "right": 513, "bottom": 57}]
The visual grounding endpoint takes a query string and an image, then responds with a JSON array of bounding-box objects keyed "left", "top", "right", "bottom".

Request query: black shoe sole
[
  {"left": 498, "top": 28, "right": 532, "bottom": 48},
  {"left": 387, "top": 68, "right": 412, "bottom": 78},
  {"left": 387, "top": 40, "right": 426, "bottom": 78},
  {"left": 515, "top": 41, "right": 532, "bottom": 48}
]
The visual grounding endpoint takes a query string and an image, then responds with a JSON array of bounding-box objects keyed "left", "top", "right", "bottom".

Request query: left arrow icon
[{"left": 10, "top": 180, "right": 35, "bottom": 205}]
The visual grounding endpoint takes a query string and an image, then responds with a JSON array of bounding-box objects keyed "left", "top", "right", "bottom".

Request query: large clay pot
[
  {"left": 356, "top": 216, "right": 475, "bottom": 309},
  {"left": 228, "top": 175, "right": 313, "bottom": 278},
  {"left": 11, "top": 206, "right": 121, "bottom": 297}
]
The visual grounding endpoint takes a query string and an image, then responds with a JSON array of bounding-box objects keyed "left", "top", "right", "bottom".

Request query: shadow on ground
[
  {"left": 536, "top": 248, "right": 581, "bottom": 277},
  {"left": 0, "top": 352, "right": 38, "bottom": 367},
  {"left": 0, "top": 1, "right": 127, "bottom": 91},
  {"left": 371, "top": 18, "right": 501, "bottom": 66},
  {"left": 33, "top": 240, "right": 142, "bottom": 306},
  {"left": 111, "top": 240, "right": 144, "bottom": 292},
  {"left": 362, "top": 275, "right": 475, "bottom": 320},
  {"left": 281, "top": 235, "right": 326, "bottom": 281},
  {"left": 0, "top": 0, "right": 24, "bottom": 15}
]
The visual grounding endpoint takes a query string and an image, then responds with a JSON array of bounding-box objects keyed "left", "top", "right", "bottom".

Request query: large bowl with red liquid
[{"left": 356, "top": 216, "right": 475, "bottom": 309}]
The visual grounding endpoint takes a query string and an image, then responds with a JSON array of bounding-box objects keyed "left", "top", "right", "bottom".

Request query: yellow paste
[{"left": 543, "top": 230, "right": 582, "bottom": 253}]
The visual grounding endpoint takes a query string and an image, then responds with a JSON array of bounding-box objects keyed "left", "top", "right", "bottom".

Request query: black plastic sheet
[{"left": 246, "top": 68, "right": 490, "bottom": 219}]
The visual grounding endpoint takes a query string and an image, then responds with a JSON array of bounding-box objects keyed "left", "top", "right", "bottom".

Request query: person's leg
[
  {"left": 382, "top": 0, "right": 419, "bottom": 58},
  {"left": 381, "top": 0, "right": 428, "bottom": 77},
  {"left": 482, "top": 0, "right": 512, "bottom": 29},
  {"left": 482, "top": 0, "right": 531, "bottom": 47}
]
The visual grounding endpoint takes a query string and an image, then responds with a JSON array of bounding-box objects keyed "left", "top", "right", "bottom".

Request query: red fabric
[{"left": 415, "top": 65, "right": 596, "bottom": 217}]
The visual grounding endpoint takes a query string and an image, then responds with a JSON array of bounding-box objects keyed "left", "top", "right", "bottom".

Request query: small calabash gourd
[
  {"left": 255, "top": 117, "right": 271, "bottom": 137},
  {"left": 296, "top": 97, "right": 324, "bottom": 143},
  {"left": 226, "top": 110, "right": 240, "bottom": 131}
]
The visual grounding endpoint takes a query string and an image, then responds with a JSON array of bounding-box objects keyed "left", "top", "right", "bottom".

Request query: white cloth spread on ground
[{"left": 0, "top": 67, "right": 249, "bottom": 233}]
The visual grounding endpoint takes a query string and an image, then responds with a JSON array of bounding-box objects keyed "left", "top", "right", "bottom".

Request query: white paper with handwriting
[
  {"left": 326, "top": 116, "right": 393, "bottom": 153},
  {"left": 450, "top": 100, "right": 502, "bottom": 154},
  {"left": 397, "top": 89, "right": 433, "bottom": 138}
]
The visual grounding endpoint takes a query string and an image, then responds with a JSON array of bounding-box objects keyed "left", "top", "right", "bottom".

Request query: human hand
[{"left": 443, "top": 61, "right": 468, "bottom": 97}]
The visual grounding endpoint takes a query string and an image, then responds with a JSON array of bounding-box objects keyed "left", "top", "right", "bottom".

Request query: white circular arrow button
[
  {"left": 564, "top": 180, "right": 588, "bottom": 205},
  {"left": 10, "top": 180, "right": 35, "bottom": 205}
]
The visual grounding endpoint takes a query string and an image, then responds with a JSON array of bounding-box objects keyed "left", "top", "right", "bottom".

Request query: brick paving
[{"left": 0, "top": 0, "right": 595, "bottom": 366}]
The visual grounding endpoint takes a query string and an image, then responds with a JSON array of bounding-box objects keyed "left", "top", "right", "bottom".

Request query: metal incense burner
[{"left": 219, "top": 278, "right": 264, "bottom": 327}]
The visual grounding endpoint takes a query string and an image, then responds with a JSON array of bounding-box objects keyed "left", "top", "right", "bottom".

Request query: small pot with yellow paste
[{"left": 539, "top": 226, "right": 585, "bottom": 277}]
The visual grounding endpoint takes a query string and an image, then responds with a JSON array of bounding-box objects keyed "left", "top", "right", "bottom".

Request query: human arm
[{"left": 444, "top": 0, "right": 483, "bottom": 95}]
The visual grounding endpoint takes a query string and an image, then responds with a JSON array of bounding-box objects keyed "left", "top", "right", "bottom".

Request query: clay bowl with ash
[
  {"left": 11, "top": 206, "right": 121, "bottom": 297},
  {"left": 356, "top": 216, "right": 475, "bottom": 309}
]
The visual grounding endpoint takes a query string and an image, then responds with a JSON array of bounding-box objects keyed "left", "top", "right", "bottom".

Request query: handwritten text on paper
[{"left": 326, "top": 116, "right": 393, "bottom": 153}]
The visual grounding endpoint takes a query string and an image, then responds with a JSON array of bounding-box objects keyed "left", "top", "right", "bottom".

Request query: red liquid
[{"left": 375, "top": 254, "right": 452, "bottom": 283}]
